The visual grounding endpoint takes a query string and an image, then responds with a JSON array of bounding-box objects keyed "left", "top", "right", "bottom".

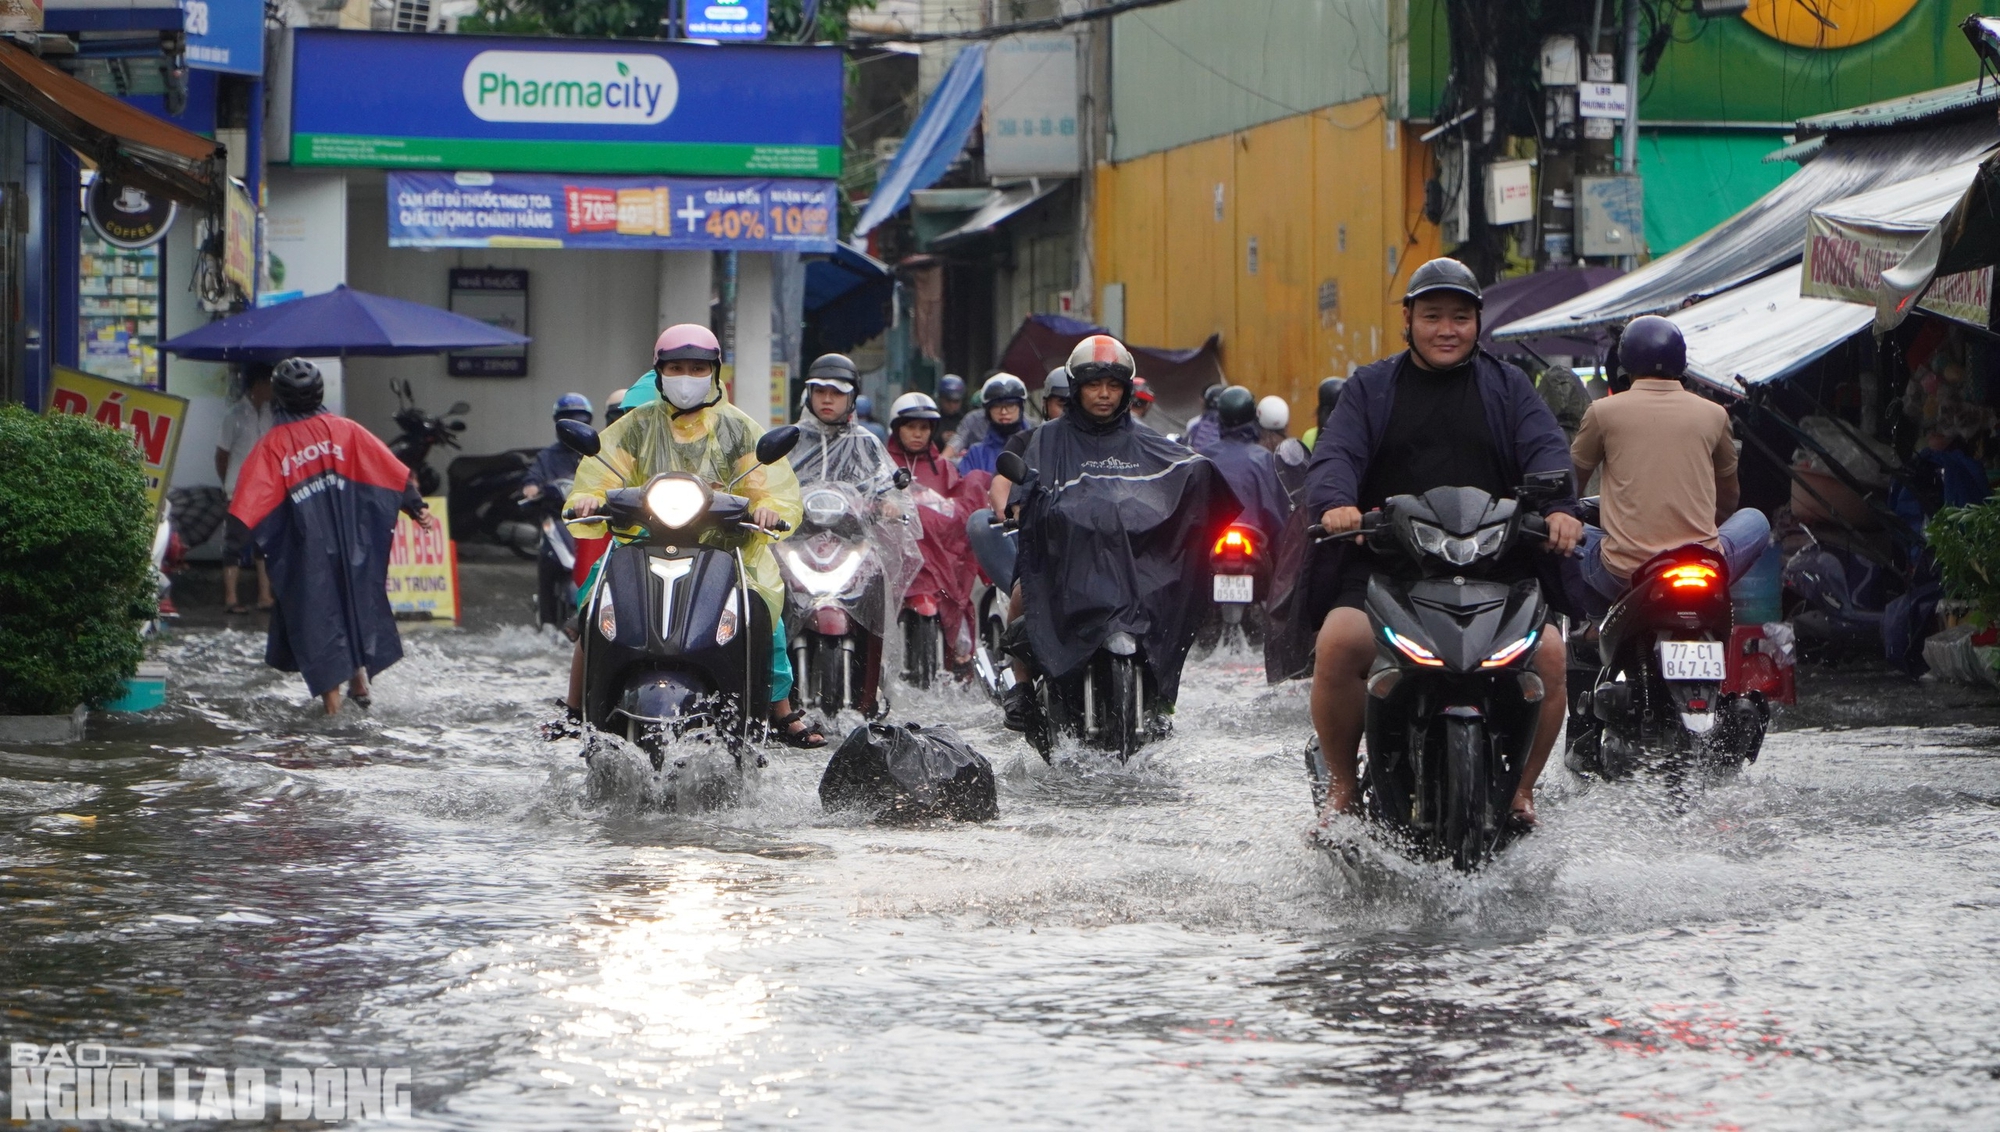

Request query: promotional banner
[
  {"left": 983, "top": 33, "right": 1079, "bottom": 177},
  {"left": 224, "top": 178, "right": 255, "bottom": 296},
  {"left": 387, "top": 170, "right": 837, "bottom": 253},
  {"left": 45, "top": 366, "right": 188, "bottom": 511},
  {"left": 1803, "top": 213, "right": 1993, "bottom": 328},
  {"left": 291, "top": 30, "right": 842, "bottom": 177},
  {"left": 386, "top": 496, "right": 460, "bottom": 623}
]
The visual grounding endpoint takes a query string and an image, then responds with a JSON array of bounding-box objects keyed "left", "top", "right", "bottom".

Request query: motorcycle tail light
[
  {"left": 1661, "top": 563, "right": 1719, "bottom": 591},
  {"left": 1213, "top": 527, "right": 1255, "bottom": 556}
]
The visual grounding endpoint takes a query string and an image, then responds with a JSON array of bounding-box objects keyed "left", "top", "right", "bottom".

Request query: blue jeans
[
  {"left": 1577, "top": 508, "right": 1772, "bottom": 614},
  {"left": 966, "top": 508, "right": 1017, "bottom": 592}
]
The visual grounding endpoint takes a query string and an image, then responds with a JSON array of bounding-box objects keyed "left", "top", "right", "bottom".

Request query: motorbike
[
  {"left": 558, "top": 420, "right": 800, "bottom": 794},
  {"left": 1196, "top": 519, "right": 1269, "bottom": 652},
  {"left": 449, "top": 450, "right": 541, "bottom": 559},
  {"left": 526, "top": 477, "right": 579, "bottom": 638},
  {"left": 387, "top": 379, "right": 467, "bottom": 497},
  {"left": 995, "top": 451, "right": 1168, "bottom": 764},
  {"left": 897, "top": 478, "right": 964, "bottom": 690},
  {"left": 776, "top": 470, "right": 917, "bottom": 720},
  {"left": 1302, "top": 472, "right": 1565, "bottom": 871},
  {"left": 1566, "top": 501, "right": 1768, "bottom": 782}
]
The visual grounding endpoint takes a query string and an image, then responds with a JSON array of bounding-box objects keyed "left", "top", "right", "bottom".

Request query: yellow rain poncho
[{"left": 565, "top": 392, "right": 802, "bottom": 623}]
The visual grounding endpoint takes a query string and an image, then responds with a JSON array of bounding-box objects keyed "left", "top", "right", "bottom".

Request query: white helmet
[
  {"left": 1065, "top": 334, "right": 1136, "bottom": 386},
  {"left": 1257, "top": 395, "right": 1290, "bottom": 432},
  {"left": 889, "top": 391, "right": 940, "bottom": 427}
]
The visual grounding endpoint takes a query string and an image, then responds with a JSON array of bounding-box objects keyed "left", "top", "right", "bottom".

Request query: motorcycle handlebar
[{"left": 1520, "top": 512, "right": 1549, "bottom": 539}]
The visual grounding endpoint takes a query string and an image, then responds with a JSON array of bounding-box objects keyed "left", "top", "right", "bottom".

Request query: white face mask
[{"left": 659, "top": 375, "right": 713, "bottom": 410}]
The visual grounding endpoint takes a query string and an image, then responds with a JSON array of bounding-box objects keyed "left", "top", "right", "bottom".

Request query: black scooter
[
  {"left": 387, "top": 379, "right": 467, "bottom": 497},
  {"left": 1304, "top": 473, "right": 1564, "bottom": 871},
  {"left": 1566, "top": 506, "right": 1766, "bottom": 781},
  {"left": 1196, "top": 519, "right": 1269, "bottom": 653},
  {"left": 558, "top": 420, "right": 800, "bottom": 797},
  {"left": 996, "top": 451, "right": 1164, "bottom": 763}
]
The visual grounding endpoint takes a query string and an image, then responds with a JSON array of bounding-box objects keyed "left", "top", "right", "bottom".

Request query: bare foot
[
  {"left": 1509, "top": 791, "right": 1538, "bottom": 829},
  {"left": 321, "top": 690, "right": 343, "bottom": 715}
]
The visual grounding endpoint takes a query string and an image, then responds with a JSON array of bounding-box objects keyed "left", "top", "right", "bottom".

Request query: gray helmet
[
  {"left": 1043, "top": 366, "right": 1071, "bottom": 403},
  {"left": 1217, "top": 385, "right": 1257, "bottom": 430},
  {"left": 806, "top": 352, "right": 859, "bottom": 394},
  {"left": 1203, "top": 382, "right": 1227, "bottom": 410},
  {"left": 1404, "top": 257, "right": 1483, "bottom": 308},
  {"left": 272, "top": 358, "right": 324, "bottom": 414}
]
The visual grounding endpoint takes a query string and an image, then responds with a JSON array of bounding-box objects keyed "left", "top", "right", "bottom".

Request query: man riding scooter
[
  {"left": 561, "top": 325, "right": 821, "bottom": 748},
  {"left": 887, "top": 391, "right": 985, "bottom": 680},
  {"left": 781, "top": 353, "right": 922, "bottom": 719},
  {"left": 999, "top": 335, "right": 1241, "bottom": 746},
  {"left": 522, "top": 393, "right": 594, "bottom": 635}
]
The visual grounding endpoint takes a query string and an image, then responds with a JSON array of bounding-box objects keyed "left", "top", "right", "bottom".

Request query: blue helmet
[
  {"left": 855, "top": 393, "right": 875, "bottom": 419},
  {"left": 938, "top": 374, "right": 966, "bottom": 400},
  {"left": 553, "top": 392, "right": 593, "bottom": 422},
  {"left": 1619, "top": 315, "right": 1686, "bottom": 379}
]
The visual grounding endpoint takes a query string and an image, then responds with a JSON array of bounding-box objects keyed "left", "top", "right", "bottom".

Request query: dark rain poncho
[
  {"left": 1195, "top": 422, "right": 1290, "bottom": 540},
  {"left": 1014, "top": 406, "right": 1241, "bottom": 701}
]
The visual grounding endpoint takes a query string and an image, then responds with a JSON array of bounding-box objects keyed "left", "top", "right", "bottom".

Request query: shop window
[{"left": 78, "top": 170, "right": 164, "bottom": 389}]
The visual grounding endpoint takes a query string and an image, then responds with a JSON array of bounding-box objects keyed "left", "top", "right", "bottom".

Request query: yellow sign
[
  {"left": 46, "top": 365, "right": 187, "bottom": 511},
  {"left": 385, "top": 495, "right": 460, "bottom": 623},
  {"left": 224, "top": 179, "right": 256, "bottom": 298},
  {"left": 1743, "top": 0, "right": 1920, "bottom": 49}
]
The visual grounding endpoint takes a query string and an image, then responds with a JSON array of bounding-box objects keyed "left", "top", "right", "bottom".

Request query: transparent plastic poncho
[{"left": 777, "top": 417, "right": 923, "bottom": 637}]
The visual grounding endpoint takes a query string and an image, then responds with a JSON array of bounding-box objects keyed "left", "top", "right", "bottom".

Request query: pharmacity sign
[{"left": 289, "top": 30, "right": 841, "bottom": 177}]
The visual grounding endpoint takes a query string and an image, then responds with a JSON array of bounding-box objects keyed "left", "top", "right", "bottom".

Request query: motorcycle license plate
[
  {"left": 1657, "top": 640, "right": 1726, "bottom": 681},
  {"left": 1213, "top": 574, "right": 1254, "bottom": 603}
]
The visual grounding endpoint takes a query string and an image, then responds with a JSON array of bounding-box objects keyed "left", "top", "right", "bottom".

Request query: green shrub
[
  {"left": 0, "top": 404, "right": 156, "bottom": 714},
  {"left": 1926, "top": 498, "right": 2000, "bottom": 628}
]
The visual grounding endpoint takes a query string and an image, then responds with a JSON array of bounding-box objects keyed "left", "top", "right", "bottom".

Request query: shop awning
[
  {"left": 1491, "top": 120, "right": 1998, "bottom": 342},
  {"left": 928, "top": 180, "right": 1064, "bottom": 248},
  {"left": 803, "top": 244, "right": 893, "bottom": 354},
  {"left": 853, "top": 43, "right": 985, "bottom": 238},
  {"left": 0, "top": 42, "right": 220, "bottom": 207},
  {"left": 1802, "top": 154, "right": 1995, "bottom": 327},
  {"left": 1671, "top": 266, "right": 1873, "bottom": 395}
]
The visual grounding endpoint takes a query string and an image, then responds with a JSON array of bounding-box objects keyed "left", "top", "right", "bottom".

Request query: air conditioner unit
[{"left": 393, "top": 0, "right": 431, "bottom": 32}]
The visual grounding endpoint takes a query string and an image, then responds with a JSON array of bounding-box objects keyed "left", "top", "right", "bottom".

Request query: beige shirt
[{"left": 1570, "top": 378, "right": 1736, "bottom": 581}]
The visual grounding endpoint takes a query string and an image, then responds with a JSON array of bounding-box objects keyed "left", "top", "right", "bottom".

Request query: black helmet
[
  {"left": 980, "top": 373, "right": 1028, "bottom": 410},
  {"left": 1043, "top": 366, "right": 1071, "bottom": 403},
  {"left": 1317, "top": 376, "right": 1347, "bottom": 415},
  {"left": 806, "top": 352, "right": 859, "bottom": 394},
  {"left": 272, "top": 358, "right": 324, "bottom": 414},
  {"left": 1202, "top": 382, "right": 1227, "bottom": 410},
  {"left": 1217, "top": 386, "right": 1257, "bottom": 430},
  {"left": 1619, "top": 315, "right": 1687, "bottom": 378},
  {"left": 1404, "top": 257, "right": 1483, "bottom": 308}
]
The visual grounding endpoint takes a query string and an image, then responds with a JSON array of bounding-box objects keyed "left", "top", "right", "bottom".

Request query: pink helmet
[{"left": 654, "top": 323, "right": 722, "bottom": 365}]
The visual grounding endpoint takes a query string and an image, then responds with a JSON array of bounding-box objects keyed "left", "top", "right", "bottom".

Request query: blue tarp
[
  {"left": 804, "top": 245, "right": 893, "bottom": 353},
  {"left": 160, "top": 284, "right": 531, "bottom": 362},
  {"left": 853, "top": 44, "right": 985, "bottom": 238}
]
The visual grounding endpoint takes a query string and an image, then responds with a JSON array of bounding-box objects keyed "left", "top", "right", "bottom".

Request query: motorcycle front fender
[
  {"left": 617, "top": 669, "right": 718, "bottom": 725},
  {"left": 813, "top": 607, "right": 851, "bottom": 637}
]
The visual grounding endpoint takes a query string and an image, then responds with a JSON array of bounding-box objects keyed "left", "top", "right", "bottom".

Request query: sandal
[
  {"left": 771, "top": 709, "right": 826, "bottom": 750},
  {"left": 226, "top": 603, "right": 251, "bottom": 615}
]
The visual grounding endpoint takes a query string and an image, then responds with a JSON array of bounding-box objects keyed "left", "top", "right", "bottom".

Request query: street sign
[
  {"left": 183, "top": 0, "right": 264, "bottom": 75},
  {"left": 984, "top": 32, "right": 1080, "bottom": 177},
  {"left": 1578, "top": 82, "right": 1629, "bottom": 119},
  {"left": 685, "top": 0, "right": 766, "bottom": 40},
  {"left": 86, "top": 174, "right": 176, "bottom": 249}
]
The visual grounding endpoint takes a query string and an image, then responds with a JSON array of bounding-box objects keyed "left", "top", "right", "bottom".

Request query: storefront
[{"left": 271, "top": 29, "right": 843, "bottom": 454}]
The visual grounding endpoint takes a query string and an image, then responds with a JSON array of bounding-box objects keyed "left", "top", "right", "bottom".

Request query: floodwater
[{"left": 4, "top": 566, "right": 1999, "bottom": 1129}]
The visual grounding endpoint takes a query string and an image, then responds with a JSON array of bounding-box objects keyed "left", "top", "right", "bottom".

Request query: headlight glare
[{"left": 644, "top": 477, "right": 707, "bottom": 529}]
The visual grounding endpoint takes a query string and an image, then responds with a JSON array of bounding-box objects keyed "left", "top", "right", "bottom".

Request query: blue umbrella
[{"left": 159, "top": 284, "right": 530, "bottom": 362}]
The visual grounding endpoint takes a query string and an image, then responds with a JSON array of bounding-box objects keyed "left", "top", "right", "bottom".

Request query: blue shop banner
[
  {"left": 686, "top": 0, "right": 768, "bottom": 39},
  {"left": 293, "top": 30, "right": 842, "bottom": 177},
  {"left": 184, "top": 0, "right": 264, "bottom": 75},
  {"left": 387, "top": 171, "right": 838, "bottom": 253}
]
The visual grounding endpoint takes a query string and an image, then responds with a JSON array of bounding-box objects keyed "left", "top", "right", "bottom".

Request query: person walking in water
[{"left": 228, "top": 358, "right": 436, "bottom": 714}]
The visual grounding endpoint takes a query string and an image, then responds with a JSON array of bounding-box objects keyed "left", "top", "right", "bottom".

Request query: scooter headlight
[
  {"left": 1383, "top": 626, "right": 1445, "bottom": 667},
  {"left": 1410, "top": 521, "right": 1448, "bottom": 556},
  {"left": 781, "top": 545, "right": 863, "bottom": 595},
  {"left": 1474, "top": 523, "right": 1507, "bottom": 557},
  {"left": 803, "top": 489, "right": 851, "bottom": 529},
  {"left": 644, "top": 477, "right": 707, "bottom": 529},
  {"left": 1481, "top": 629, "right": 1538, "bottom": 668},
  {"left": 1411, "top": 521, "right": 1482, "bottom": 567}
]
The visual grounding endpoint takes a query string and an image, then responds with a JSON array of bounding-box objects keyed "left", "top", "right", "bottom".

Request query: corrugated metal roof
[
  {"left": 1797, "top": 77, "right": 2000, "bottom": 138},
  {"left": 1674, "top": 266, "right": 1873, "bottom": 395}
]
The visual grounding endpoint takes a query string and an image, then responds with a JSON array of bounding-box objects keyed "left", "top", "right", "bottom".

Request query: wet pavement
[{"left": 3, "top": 556, "right": 1999, "bottom": 1128}]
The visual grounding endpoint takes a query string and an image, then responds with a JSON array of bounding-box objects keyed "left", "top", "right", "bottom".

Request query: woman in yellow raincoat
[{"left": 562, "top": 325, "right": 823, "bottom": 747}]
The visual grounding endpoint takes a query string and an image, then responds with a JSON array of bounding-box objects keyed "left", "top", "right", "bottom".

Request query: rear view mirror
[
  {"left": 892, "top": 468, "right": 912, "bottom": 490},
  {"left": 996, "top": 451, "right": 1029, "bottom": 484},
  {"left": 446, "top": 401, "right": 471, "bottom": 417},
  {"left": 556, "top": 418, "right": 601, "bottom": 457},
  {"left": 757, "top": 425, "right": 800, "bottom": 465},
  {"left": 448, "top": 420, "right": 466, "bottom": 432},
  {"left": 1518, "top": 468, "right": 1572, "bottom": 506}
]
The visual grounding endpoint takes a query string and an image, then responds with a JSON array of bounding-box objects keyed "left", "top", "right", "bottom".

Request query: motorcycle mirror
[
  {"left": 446, "top": 401, "right": 471, "bottom": 417},
  {"left": 892, "top": 468, "right": 912, "bottom": 490},
  {"left": 448, "top": 420, "right": 467, "bottom": 432},
  {"left": 996, "top": 451, "right": 1030, "bottom": 484},
  {"left": 1518, "top": 468, "right": 1572, "bottom": 505},
  {"left": 556, "top": 418, "right": 601, "bottom": 457},
  {"left": 756, "top": 425, "right": 801, "bottom": 465}
]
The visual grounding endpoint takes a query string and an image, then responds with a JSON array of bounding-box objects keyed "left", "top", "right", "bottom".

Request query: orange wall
[{"left": 1093, "top": 96, "right": 1443, "bottom": 431}]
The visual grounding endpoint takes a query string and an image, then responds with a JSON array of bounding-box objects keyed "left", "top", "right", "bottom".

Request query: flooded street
[{"left": 5, "top": 563, "right": 2000, "bottom": 1129}]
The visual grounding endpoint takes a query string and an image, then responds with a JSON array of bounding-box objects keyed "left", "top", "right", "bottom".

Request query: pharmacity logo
[{"left": 463, "top": 50, "right": 679, "bottom": 125}]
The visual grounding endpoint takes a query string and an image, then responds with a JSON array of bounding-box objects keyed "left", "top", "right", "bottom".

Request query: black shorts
[{"left": 223, "top": 516, "right": 258, "bottom": 566}]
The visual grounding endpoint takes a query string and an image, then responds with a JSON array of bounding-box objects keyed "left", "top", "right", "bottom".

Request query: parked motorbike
[
  {"left": 1196, "top": 520, "right": 1269, "bottom": 652},
  {"left": 1302, "top": 472, "right": 1566, "bottom": 871},
  {"left": 387, "top": 379, "right": 467, "bottom": 497},
  {"left": 1566, "top": 505, "right": 1767, "bottom": 782},
  {"left": 996, "top": 451, "right": 1167, "bottom": 764},
  {"left": 526, "top": 477, "right": 579, "bottom": 638},
  {"left": 559, "top": 420, "right": 800, "bottom": 797},
  {"left": 777, "top": 470, "right": 917, "bottom": 720}
]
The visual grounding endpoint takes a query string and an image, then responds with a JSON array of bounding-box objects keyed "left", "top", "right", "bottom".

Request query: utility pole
[{"left": 1620, "top": 0, "right": 1639, "bottom": 174}]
